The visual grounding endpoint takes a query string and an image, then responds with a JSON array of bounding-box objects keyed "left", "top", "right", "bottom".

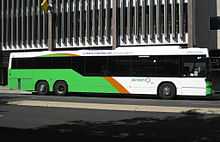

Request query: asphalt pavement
[{"left": 1, "top": 87, "right": 220, "bottom": 141}]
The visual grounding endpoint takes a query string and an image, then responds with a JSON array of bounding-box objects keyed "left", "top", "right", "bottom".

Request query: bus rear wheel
[
  {"left": 158, "top": 83, "right": 176, "bottom": 99},
  {"left": 36, "top": 81, "right": 49, "bottom": 95},
  {"left": 53, "top": 81, "right": 68, "bottom": 96}
]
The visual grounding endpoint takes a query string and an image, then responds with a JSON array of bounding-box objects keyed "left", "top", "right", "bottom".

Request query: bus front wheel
[
  {"left": 36, "top": 81, "right": 49, "bottom": 95},
  {"left": 53, "top": 81, "right": 68, "bottom": 96},
  {"left": 158, "top": 83, "right": 176, "bottom": 99}
]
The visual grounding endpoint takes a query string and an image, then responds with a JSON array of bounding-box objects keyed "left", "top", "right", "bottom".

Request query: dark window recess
[
  {"left": 182, "top": 56, "right": 207, "bottom": 77},
  {"left": 131, "top": 56, "right": 156, "bottom": 76},
  {"left": 108, "top": 57, "right": 132, "bottom": 76},
  {"left": 12, "top": 58, "right": 52, "bottom": 69},
  {"left": 130, "top": 56, "right": 180, "bottom": 77},
  {"left": 156, "top": 56, "right": 180, "bottom": 77},
  {"left": 210, "top": 17, "right": 220, "bottom": 30},
  {"left": 11, "top": 55, "right": 207, "bottom": 77},
  {"left": 12, "top": 56, "right": 85, "bottom": 73},
  {"left": 51, "top": 57, "right": 72, "bottom": 68},
  {"left": 72, "top": 57, "right": 85, "bottom": 75},
  {"left": 84, "top": 57, "right": 109, "bottom": 76},
  {"left": 12, "top": 57, "right": 71, "bottom": 69}
]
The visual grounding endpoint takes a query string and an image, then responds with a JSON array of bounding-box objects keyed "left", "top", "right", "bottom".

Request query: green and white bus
[{"left": 8, "top": 46, "right": 212, "bottom": 99}]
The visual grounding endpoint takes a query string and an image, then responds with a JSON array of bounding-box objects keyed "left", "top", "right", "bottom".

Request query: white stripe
[{"left": 7, "top": 100, "right": 220, "bottom": 115}]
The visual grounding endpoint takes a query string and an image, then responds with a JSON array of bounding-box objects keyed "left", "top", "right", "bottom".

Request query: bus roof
[{"left": 10, "top": 46, "right": 209, "bottom": 58}]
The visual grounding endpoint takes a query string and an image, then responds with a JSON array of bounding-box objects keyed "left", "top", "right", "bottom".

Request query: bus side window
[
  {"left": 182, "top": 56, "right": 207, "bottom": 77},
  {"left": 183, "top": 66, "right": 190, "bottom": 76}
]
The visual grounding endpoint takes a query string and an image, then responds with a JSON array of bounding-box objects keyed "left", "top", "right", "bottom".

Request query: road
[{"left": 1, "top": 93, "right": 220, "bottom": 141}]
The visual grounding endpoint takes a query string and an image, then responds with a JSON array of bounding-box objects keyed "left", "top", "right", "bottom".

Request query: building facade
[
  {"left": 0, "top": 0, "right": 189, "bottom": 51},
  {"left": 0, "top": 0, "right": 220, "bottom": 85}
]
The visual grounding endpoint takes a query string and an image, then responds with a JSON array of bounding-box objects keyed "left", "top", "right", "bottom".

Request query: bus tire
[
  {"left": 158, "top": 82, "right": 176, "bottom": 99},
  {"left": 53, "top": 81, "right": 68, "bottom": 96},
  {"left": 36, "top": 81, "right": 49, "bottom": 95}
]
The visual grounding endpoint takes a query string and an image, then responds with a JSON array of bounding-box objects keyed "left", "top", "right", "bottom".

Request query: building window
[{"left": 210, "top": 17, "right": 220, "bottom": 30}]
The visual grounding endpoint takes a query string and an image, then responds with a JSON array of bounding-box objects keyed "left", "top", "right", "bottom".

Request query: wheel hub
[
  {"left": 57, "top": 85, "right": 65, "bottom": 94},
  {"left": 39, "top": 84, "right": 46, "bottom": 93},
  {"left": 163, "top": 86, "right": 171, "bottom": 96}
]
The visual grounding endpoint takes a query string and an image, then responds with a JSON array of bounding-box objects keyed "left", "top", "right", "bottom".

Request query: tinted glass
[
  {"left": 131, "top": 56, "right": 157, "bottom": 76},
  {"left": 182, "top": 56, "right": 207, "bottom": 77},
  {"left": 109, "top": 56, "right": 132, "bottom": 76},
  {"left": 210, "top": 17, "right": 220, "bottom": 30},
  {"left": 156, "top": 56, "right": 180, "bottom": 77},
  {"left": 12, "top": 57, "right": 72, "bottom": 69},
  {"left": 84, "top": 57, "right": 109, "bottom": 76},
  {"left": 11, "top": 55, "right": 206, "bottom": 77}
]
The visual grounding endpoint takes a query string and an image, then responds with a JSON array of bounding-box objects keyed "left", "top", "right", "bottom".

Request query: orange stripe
[{"left": 104, "top": 77, "right": 129, "bottom": 94}]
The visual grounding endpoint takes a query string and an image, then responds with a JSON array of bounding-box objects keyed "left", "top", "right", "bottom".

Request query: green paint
[
  {"left": 8, "top": 69, "right": 119, "bottom": 94},
  {"left": 206, "top": 80, "right": 213, "bottom": 96}
]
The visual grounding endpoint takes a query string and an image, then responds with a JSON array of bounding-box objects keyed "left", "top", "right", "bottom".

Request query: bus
[{"left": 8, "top": 46, "right": 212, "bottom": 99}]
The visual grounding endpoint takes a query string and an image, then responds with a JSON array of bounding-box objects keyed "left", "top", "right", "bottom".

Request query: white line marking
[{"left": 7, "top": 100, "right": 220, "bottom": 115}]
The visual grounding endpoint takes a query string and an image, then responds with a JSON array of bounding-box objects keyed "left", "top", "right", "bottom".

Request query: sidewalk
[{"left": 0, "top": 86, "right": 31, "bottom": 94}]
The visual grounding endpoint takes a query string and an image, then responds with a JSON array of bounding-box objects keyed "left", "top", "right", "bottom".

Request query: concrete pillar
[
  {"left": 188, "top": 0, "right": 196, "bottom": 48},
  {"left": 48, "top": 0, "right": 56, "bottom": 51},
  {"left": 112, "top": 0, "right": 119, "bottom": 49}
]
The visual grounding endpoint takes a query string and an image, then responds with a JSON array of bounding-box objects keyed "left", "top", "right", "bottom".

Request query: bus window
[
  {"left": 131, "top": 56, "right": 156, "bottom": 76},
  {"left": 84, "top": 56, "right": 109, "bottom": 76},
  {"left": 182, "top": 56, "right": 207, "bottom": 77},
  {"left": 110, "top": 56, "right": 132, "bottom": 76},
  {"left": 156, "top": 56, "right": 180, "bottom": 77}
]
